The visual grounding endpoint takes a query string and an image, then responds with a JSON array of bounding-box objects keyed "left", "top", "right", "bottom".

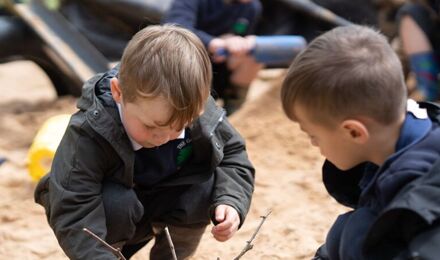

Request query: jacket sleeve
[
  {"left": 36, "top": 118, "right": 118, "bottom": 259},
  {"left": 162, "top": 0, "right": 214, "bottom": 47},
  {"left": 404, "top": 221, "right": 440, "bottom": 259},
  {"left": 209, "top": 117, "right": 255, "bottom": 227},
  {"left": 363, "top": 208, "right": 439, "bottom": 259},
  {"left": 313, "top": 244, "right": 331, "bottom": 260}
]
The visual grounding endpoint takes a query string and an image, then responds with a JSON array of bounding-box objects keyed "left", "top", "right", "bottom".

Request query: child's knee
[
  {"left": 102, "top": 182, "right": 144, "bottom": 225},
  {"left": 102, "top": 182, "right": 144, "bottom": 245}
]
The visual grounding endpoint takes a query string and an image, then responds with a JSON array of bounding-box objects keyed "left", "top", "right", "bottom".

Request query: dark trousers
[{"left": 102, "top": 182, "right": 208, "bottom": 259}]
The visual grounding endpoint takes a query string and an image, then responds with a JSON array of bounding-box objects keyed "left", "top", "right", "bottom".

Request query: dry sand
[{"left": 0, "top": 61, "right": 346, "bottom": 259}]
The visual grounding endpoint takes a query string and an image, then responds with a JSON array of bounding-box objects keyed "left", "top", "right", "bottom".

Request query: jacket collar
[{"left": 393, "top": 99, "right": 431, "bottom": 158}]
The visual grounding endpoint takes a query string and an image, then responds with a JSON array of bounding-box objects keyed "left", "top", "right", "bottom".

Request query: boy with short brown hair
[
  {"left": 282, "top": 25, "right": 440, "bottom": 259},
  {"left": 35, "top": 24, "right": 255, "bottom": 259}
]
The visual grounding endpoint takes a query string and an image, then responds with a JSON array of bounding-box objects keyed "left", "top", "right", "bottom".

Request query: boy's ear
[
  {"left": 110, "top": 77, "right": 122, "bottom": 104},
  {"left": 340, "top": 119, "right": 369, "bottom": 144}
]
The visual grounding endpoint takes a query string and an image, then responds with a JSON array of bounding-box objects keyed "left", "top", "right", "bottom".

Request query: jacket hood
[{"left": 77, "top": 67, "right": 136, "bottom": 186}]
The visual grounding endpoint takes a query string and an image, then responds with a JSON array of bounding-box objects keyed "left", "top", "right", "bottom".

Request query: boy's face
[
  {"left": 111, "top": 78, "right": 188, "bottom": 148},
  {"left": 120, "top": 97, "right": 185, "bottom": 148},
  {"left": 294, "top": 104, "right": 367, "bottom": 170}
]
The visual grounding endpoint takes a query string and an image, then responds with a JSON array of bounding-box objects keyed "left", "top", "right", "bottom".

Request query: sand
[{"left": 0, "top": 61, "right": 346, "bottom": 259}]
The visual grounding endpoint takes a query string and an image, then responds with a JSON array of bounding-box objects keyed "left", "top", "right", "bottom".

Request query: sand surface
[{"left": 0, "top": 61, "right": 347, "bottom": 259}]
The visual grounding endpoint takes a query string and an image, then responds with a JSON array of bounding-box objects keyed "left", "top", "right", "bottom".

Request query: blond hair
[
  {"left": 118, "top": 24, "right": 212, "bottom": 129},
  {"left": 281, "top": 25, "right": 407, "bottom": 127}
]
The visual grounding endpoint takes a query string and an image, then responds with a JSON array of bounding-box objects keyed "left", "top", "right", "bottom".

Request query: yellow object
[{"left": 27, "top": 114, "right": 71, "bottom": 181}]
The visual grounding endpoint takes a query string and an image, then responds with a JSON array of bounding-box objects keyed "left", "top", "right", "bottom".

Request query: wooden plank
[{"left": 11, "top": 0, "right": 110, "bottom": 83}]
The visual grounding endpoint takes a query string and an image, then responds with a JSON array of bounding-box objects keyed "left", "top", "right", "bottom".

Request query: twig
[
  {"left": 83, "top": 228, "right": 126, "bottom": 260},
  {"left": 164, "top": 226, "right": 178, "bottom": 260},
  {"left": 233, "top": 209, "right": 272, "bottom": 260}
]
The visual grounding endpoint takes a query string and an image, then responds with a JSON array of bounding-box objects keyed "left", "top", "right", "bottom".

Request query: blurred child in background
[
  {"left": 398, "top": 0, "right": 440, "bottom": 101},
  {"left": 163, "top": 0, "right": 264, "bottom": 114}
]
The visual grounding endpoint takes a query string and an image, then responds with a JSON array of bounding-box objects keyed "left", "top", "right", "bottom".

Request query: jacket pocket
[{"left": 34, "top": 174, "right": 51, "bottom": 220}]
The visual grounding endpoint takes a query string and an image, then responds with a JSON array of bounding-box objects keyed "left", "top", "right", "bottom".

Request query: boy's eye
[{"left": 144, "top": 125, "right": 155, "bottom": 130}]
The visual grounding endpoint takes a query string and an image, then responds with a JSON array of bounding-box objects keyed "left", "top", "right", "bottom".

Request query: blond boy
[{"left": 35, "top": 24, "right": 255, "bottom": 259}]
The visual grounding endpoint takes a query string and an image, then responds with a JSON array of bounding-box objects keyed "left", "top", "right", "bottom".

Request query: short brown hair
[
  {"left": 281, "top": 25, "right": 407, "bottom": 127},
  {"left": 118, "top": 24, "right": 212, "bottom": 129}
]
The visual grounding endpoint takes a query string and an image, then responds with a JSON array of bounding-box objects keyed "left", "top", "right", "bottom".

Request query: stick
[
  {"left": 233, "top": 209, "right": 272, "bottom": 260},
  {"left": 164, "top": 226, "right": 178, "bottom": 260},
  {"left": 83, "top": 228, "right": 126, "bottom": 260}
]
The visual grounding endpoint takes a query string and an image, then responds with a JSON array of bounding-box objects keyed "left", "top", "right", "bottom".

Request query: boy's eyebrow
[
  {"left": 153, "top": 119, "right": 178, "bottom": 128},
  {"left": 145, "top": 122, "right": 158, "bottom": 127},
  {"left": 140, "top": 118, "right": 161, "bottom": 128},
  {"left": 152, "top": 120, "right": 165, "bottom": 126},
  {"left": 139, "top": 115, "right": 170, "bottom": 127}
]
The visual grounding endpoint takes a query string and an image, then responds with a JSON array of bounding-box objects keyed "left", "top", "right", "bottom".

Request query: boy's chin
[
  {"left": 331, "top": 161, "right": 356, "bottom": 171},
  {"left": 141, "top": 141, "right": 157, "bottom": 148}
]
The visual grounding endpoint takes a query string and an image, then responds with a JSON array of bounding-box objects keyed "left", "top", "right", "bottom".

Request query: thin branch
[
  {"left": 233, "top": 209, "right": 272, "bottom": 260},
  {"left": 83, "top": 228, "right": 126, "bottom": 260},
  {"left": 164, "top": 226, "right": 178, "bottom": 260}
]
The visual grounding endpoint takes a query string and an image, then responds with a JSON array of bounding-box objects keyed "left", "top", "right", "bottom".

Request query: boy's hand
[
  {"left": 211, "top": 204, "right": 240, "bottom": 242},
  {"left": 223, "top": 36, "right": 253, "bottom": 56},
  {"left": 208, "top": 36, "right": 255, "bottom": 63}
]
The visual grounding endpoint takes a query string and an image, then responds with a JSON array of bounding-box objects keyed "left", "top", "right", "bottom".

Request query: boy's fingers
[
  {"left": 212, "top": 227, "right": 233, "bottom": 237},
  {"left": 215, "top": 205, "right": 227, "bottom": 222},
  {"left": 212, "top": 209, "right": 239, "bottom": 237},
  {"left": 211, "top": 225, "right": 233, "bottom": 240},
  {"left": 225, "top": 37, "right": 250, "bottom": 56},
  {"left": 213, "top": 219, "right": 233, "bottom": 232},
  {"left": 211, "top": 220, "right": 239, "bottom": 242},
  {"left": 213, "top": 233, "right": 232, "bottom": 242}
]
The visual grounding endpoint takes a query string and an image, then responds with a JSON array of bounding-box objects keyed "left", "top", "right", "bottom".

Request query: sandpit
[{"left": 0, "top": 61, "right": 346, "bottom": 259}]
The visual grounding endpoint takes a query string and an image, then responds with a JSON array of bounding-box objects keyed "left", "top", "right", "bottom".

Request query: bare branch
[
  {"left": 164, "top": 226, "right": 178, "bottom": 260},
  {"left": 233, "top": 209, "right": 272, "bottom": 260},
  {"left": 83, "top": 228, "right": 126, "bottom": 260}
]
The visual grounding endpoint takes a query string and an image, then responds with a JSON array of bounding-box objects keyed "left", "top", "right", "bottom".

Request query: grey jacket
[{"left": 34, "top": 68, "right": 255, "bottom": 259}]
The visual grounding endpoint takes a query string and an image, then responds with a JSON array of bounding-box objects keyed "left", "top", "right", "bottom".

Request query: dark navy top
[
  {"left": 163, "top": 0, "right": 262, "bottom": 46},
  {"left": 133, "top": 129, "right": 193, "bottom": 188}
]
